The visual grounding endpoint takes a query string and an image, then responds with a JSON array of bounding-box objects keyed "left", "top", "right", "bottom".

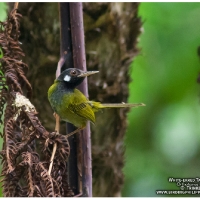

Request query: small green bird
[{"left": 48, "top": 68, "right": 144, "bottom": 133}]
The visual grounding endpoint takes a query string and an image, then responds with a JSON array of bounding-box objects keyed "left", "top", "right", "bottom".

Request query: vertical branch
[
  {"left": 59, "top": 2, "right": 92, "bottom": 197},
  {"left": 59, "top": 2, "right": 79, "bottom": 196},
  {"left": 69, "top": 3, "right": 92, "bottom": 197},
  {"left": 59, "top": 3, "right": 73, "bottom": 72}
]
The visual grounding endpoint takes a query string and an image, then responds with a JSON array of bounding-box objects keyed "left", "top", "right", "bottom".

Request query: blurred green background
[
  {"left": 1, "top": 2, "right": 200, "bottom": 197},
  {"left": 123, "top": 2, "right": 200, "bottom": 197}
]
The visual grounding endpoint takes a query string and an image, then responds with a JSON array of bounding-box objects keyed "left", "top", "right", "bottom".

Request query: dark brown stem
[
  {"left": 59, "top": 2, "right": 79, "bottom": 196},
  {"left": 59, "top": 2, "right": 92, "bottom": 196},
  {"left": 70, "top": 3, "right": 92, "bottom": 197}
]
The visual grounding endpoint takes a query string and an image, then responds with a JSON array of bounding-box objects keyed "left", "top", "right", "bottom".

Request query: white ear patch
[{"left": 64, "top": 75, "right": 71, "bottom": 82}]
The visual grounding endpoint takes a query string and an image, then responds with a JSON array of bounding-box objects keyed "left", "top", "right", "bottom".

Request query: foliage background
[
  {"left": 123, "top": 2, "right": 200, "bottom": 197},
  {"left": 0, "top": 2, "right": 200, "bottom": 197}
]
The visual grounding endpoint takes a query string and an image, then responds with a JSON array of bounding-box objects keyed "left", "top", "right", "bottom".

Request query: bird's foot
[{"left": 65, "top": 127, "right": 85, "bottom": 138}]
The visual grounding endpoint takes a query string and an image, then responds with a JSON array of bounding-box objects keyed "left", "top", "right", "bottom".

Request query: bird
[{"left": 48, "top": 68, "right": 145, "bottom": 136}]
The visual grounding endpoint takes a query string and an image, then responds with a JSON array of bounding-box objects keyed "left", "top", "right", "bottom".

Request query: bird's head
[{"left": 56, "top": 68, "right": 99, "bottom": 88}]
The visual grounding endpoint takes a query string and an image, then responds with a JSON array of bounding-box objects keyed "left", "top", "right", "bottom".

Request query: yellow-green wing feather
[{"left": 67, "top": 89, "right": 96, "bottom": 124}]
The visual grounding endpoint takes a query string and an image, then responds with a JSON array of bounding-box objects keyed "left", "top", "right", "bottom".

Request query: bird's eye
[{"left": 70, "top": 70, "right": 77, "bottom": 76}]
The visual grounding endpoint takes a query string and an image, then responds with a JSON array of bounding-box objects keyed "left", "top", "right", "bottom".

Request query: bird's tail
[
  {"left": 100, "top": 103, "right": 145, "bottom": 108},
  {"left": 88, "top": 101, "right": 145, "bottom": 111}
]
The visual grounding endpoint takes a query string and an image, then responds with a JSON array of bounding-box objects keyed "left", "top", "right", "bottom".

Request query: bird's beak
[{"left": 78, "top": 71, "right": 99, "bottom": 77}]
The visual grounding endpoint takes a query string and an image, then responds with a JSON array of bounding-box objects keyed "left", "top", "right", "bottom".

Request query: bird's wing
[{"left": 67, "top": 89, "right": 96, "bottom": 124}]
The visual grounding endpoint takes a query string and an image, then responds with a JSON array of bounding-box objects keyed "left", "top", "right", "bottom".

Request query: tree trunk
[{"left": 9, "top": 2, "right": 142, "bottom": 197}]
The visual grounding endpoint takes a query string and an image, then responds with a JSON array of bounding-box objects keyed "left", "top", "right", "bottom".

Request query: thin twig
[
  {"left": 48, "top": 50, "right": 67, "bottom": 175},
  {"left": 56, "top": 51, "right": 67, "bottom": 78},
  {"left": 14, "top": 2, "right": 19, "bottom": 12},
  {"left": 48, "top": 119, "right": 83, "bottom": 175},
  {"left": 48, "top": 113, "right": 60, "bottom": 175},
  {"left": 66, "top": 127, "right": 84, "bottom": 138},
  {"left": 9, "top": 2, "right": 19, "bottom": 35},
  {"left": 48, "top": 142, "right": 57, "bottom": 175}
]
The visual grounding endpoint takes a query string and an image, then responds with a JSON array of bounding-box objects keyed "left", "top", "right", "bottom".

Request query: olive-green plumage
[
  {"left": 48, "top": 83, "right": 95, "bottom": 127},
  {"left": 48, "top": 68, "right": 144, "bottom": 129}
]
